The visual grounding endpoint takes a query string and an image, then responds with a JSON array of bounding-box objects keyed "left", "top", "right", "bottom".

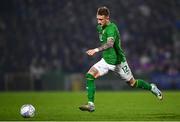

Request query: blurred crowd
[{"left": 0, "top": 0, "right": 180, "bottom": 77}]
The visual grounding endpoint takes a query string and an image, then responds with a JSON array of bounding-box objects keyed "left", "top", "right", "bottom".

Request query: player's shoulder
[
  {"left": 108, "top": 22, "right": 118, "bottom": 28},
  {"left": 106, "top": 22, "right": 118, "bottom": 31}
]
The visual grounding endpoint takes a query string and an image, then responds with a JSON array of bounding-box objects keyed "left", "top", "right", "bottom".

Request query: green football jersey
[{"left": 97, "top": 22, "right": 126, "bottom": 65}]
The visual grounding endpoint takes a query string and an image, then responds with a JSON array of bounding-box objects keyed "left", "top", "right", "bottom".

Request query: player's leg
[
  {"left": 79, "top": 67, "right": 98, "bottom": 112},
  {"left": 115, "top": 61, "right": 163, "bottom": 100},
  {"left": 128, "top": 78, "right": 151, "bottom": 90},
  {"left": 79, "top": 58, "right": 109, "bottom": 112},
  {"left": 86, "top": 67, "right": 100, "bottom": 103},
  {"left": 128, "top": 78, "right": 163, "bottom": 100}
]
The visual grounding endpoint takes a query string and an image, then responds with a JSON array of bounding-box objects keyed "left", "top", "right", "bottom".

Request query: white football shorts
[{"left": 93, "top": 58, "right": 133, "bottom": 81}]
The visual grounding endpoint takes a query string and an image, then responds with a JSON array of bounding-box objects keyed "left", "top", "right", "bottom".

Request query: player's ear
[{"left": 106, "top": 16, "right": 109, "bottom": 20}]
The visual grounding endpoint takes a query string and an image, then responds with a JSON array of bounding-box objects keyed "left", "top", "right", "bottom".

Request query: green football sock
[
  {"left": 86, "top": 73, "right": 96, "bottom": 102},
  {"left": 135, "top": 79, "right": 152, "bottom": 90}
]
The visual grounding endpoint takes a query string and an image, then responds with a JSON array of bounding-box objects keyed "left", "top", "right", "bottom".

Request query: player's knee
[
  {"left": 87, "top": 70, "right": 100, "bottom": 79},
  {"left": 127, "top": 78, "right": 136, "bottom": 87},
  {"left": 86, "top": 73, "right": 95, "bottom": 80}
]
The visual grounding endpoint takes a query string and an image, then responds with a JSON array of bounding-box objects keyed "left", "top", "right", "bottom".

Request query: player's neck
[
  {"left": 103, "top": 21, "right": 110, "bottom": 28},
  {"left": 106, "top": 20, "right": 110, "bottom": 25}
]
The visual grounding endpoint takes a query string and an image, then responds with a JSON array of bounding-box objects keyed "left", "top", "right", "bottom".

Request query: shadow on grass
[{"left": 146, "top": 113, "right": 180, "bottom": 120}]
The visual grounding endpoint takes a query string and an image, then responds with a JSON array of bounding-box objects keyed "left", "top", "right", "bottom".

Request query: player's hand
[{"left": 86, "top": 49, "right": 98, "bottom": 56}]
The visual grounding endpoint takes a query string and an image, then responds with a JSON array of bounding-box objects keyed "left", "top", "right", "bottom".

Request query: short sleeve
[{"left": 106, "top": 26, "right": 116, "bottom": 41}]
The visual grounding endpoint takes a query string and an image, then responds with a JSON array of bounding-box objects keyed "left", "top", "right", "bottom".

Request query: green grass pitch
[{"left": 0, "top": 91, "right": 180, "bottom": 121}]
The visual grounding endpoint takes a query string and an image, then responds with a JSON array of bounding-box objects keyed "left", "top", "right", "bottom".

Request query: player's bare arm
[
  {"left": 86, "top": 38, "right": 114, "bottom": 56},
  {"left": 97, "top": 37, "right": 114, "bottom": 51}
]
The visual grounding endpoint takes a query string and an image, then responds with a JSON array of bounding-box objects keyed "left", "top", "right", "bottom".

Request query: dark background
[{"left": 0, "top": 0, "right": 180, "bottom": 91}]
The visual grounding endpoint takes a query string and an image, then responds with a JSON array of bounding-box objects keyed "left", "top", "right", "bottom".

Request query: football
[{"left": 20, "top": 104, "right": 35, "bottom": 118}]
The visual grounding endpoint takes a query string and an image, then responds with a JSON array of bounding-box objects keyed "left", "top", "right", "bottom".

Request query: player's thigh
[
  {"left": 115, "top": 61, "right": 134, "bottom": 81},
  {"left": 92, "top": 58, "right": 109, "bottom": 77}
]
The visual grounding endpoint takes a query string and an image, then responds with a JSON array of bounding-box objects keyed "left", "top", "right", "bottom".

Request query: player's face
[{"left": 96, "top": 15, "right": 109, "bottom": 27}]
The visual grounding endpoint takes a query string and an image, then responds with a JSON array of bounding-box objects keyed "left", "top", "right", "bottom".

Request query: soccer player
[{"left": 79, "top": 6, "right": 163, "bottom": 112}]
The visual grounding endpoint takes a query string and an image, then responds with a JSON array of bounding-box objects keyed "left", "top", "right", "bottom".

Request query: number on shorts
[{"left": 122, "top": 65, "right": 129, "bottom": 73}]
